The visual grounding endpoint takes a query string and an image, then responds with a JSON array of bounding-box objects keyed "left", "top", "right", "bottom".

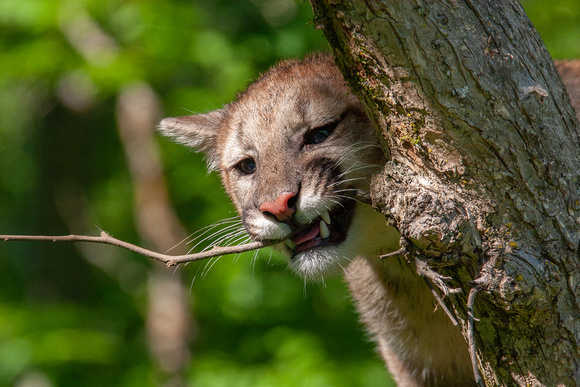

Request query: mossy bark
[{"left": 309, "top": 0, "right": 580, "bottom": 385}]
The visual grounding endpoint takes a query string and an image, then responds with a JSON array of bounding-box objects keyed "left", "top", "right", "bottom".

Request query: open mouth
[{"left": 283, "top": 201, "right": 355, "bottom": 257}]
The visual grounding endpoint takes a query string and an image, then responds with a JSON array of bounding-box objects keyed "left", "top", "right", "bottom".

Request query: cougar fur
[{"left": 158, "top": 54, "right": 580, "bottom": 386}]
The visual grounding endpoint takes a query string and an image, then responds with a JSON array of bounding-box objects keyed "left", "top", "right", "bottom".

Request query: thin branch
[
  {"left": 0, "top": 232, "right": 276, "bottom": 267},
  {"left": 467, "top": 286, "right": 484, "bottom": 387},
  {"left": 380, "top": 237, "right": 408, "bottom": 259},
  {"left": 423, "top": 277, "right": 459, "bottom": 326},
  {"left": 380, "top": 246, "right": 406, "bottom": 259},
  {"left": 415, "top": 258, "right": 462, "bottom": 296}
]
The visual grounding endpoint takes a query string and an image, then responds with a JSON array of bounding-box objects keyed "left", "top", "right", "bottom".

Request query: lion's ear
[{"left": 157, "top": 109, "right": 226, "bottom": 171}]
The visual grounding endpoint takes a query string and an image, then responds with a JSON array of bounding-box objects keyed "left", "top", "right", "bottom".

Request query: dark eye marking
[
  {"left": 304, "top": 119, "right": 340, "bottom": 146},
  {"left": 235, "top": 157, "right": 257, "bottom": 175}
]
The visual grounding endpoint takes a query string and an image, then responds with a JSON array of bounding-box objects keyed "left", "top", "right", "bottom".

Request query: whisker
[
  {"left": 191, "top": 222, "right": 245, "bottom": 252},
  {"left": 228, "top": 233, "right": 253, "bottom": 248},
  {"left": 336, "top": 163, "right": 382, "bottom": 179},
  {"left": 185, "top": 222, "right": 242, "bottom": 252},
  {"left": 327, "top": 176, "right": 368, "bottom": 189},
  {"left": 199, "top": 257, "right": 214, "bottom": 279},
  {"left": 204, "top": 228, "right": 248, "bottom": 250},
  {"left": 326, "top": 196, "right": 347, "bottom": 209},
  {"left": 201, "top": 256, "right": 222, "bottom": 279},
  {"left": 335, "top": 142, "right": 381, "bottom": 164},
  {"left": 185, "top": 216, "right": 241, "bottom": 242},
  {"left": 337, "top": 254, "right": 352, "bottom": 273},
  {"left": 334, "top": 188, "right": 368, "bottom": 194},
  {"left": 250, "top": 249, "right": 260, "bottom": 276},
  {"left": 189, "top": 276, "right": 195, "bottom": 295},
  {"left": 334, "top": 193, "right": 369, "bottom": 204},
  {"left": 232, "top": 252, "right": 242, "bottom": 263},
  {"left": 162, "top": 216, "right": 239, "bottom": 254},
  {"left": 266, "top": 251, "right": 274, "bottom": 266}
]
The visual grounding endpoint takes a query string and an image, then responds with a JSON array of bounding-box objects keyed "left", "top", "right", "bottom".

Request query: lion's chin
[{"left": 287, "top": 245, "right": 352, "bottom": 281}]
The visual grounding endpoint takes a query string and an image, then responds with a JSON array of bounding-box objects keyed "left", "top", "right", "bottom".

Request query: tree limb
[
  {"left": 0, "top": 190, "right": 368, "bottom": 267},
  {"left": 0, "top": 232, "right": 275, "bottom": 266}
]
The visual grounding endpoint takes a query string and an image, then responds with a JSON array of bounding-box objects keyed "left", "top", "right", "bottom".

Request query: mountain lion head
[{"left": 158, "top": 54, "right": 397, "bottom": 280}]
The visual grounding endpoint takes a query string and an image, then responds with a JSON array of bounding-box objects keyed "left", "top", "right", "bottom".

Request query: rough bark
[{"left": 309, "top": 0, "right": 580, "bottom": 385}]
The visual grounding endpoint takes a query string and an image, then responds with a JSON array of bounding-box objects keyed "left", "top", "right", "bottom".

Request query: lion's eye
[
  {"left": 305, "top": 120, "right": 339, "bottom": 145},
  {"left": 235, "top": 157, "right": 257, "bottom": 174}
]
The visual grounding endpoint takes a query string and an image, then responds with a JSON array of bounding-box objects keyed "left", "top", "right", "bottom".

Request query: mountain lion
[{"left": 158, "top": 54, "right": 580, "bottom": 386}]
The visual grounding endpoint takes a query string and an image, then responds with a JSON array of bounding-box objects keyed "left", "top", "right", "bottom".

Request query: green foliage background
[{"left": 0, "top": 1, "right": 577, "bottom": 386}]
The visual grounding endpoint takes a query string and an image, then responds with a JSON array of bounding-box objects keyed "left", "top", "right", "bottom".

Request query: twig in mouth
[{"left": 0, "top": 232, "right": 276, "bottom": 267}]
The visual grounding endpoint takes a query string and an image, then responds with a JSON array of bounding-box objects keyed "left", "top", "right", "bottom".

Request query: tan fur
[
  {"left": 556, "top": 60, "right": 580, "bottom": 118},
  {"left": 158, "top": 54, "right": 580, "bottom": 386},
  {"left": 347, "top": 258, "right": 474, "bottom": 386}
]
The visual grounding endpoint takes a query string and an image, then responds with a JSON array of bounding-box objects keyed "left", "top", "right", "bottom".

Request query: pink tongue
[{"left": 292, "top": 222, "right": 320, "bottom": 246}]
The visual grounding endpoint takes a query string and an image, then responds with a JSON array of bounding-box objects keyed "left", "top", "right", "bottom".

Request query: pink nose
[{"left": 259, "top": 192, "right": 297, "bottom": 222}]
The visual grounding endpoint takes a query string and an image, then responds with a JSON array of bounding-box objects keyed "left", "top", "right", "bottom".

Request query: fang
[{"left": 319, "top": 220, "right": 330, "bottom": 239}]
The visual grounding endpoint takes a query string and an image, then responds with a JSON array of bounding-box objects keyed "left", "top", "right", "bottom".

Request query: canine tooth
[
  {"left": 284, "top": 239, "right": 296, "bottom": 249},
  {"left": 321, "top": 211, "right": 331, "bottom": 225},
  {"left": 319, "top": 220, "right": 330, "bottom": 239}
]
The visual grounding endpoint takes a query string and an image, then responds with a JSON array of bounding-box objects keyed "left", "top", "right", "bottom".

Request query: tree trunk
[{"left": 309, "top": 0, "right": 580, "bottom": 385}]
